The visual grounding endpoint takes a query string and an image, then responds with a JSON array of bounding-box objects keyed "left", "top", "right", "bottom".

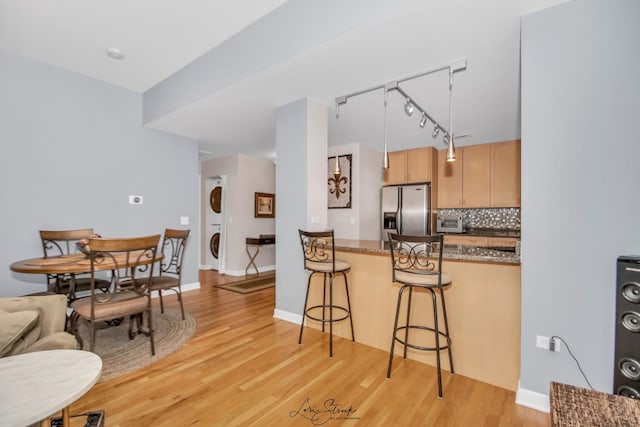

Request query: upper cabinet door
[
  {"left": 383, "top": 151, "right": 407, "bottom": 185},
  {"left": 434, "top": 140, "right": 521, "bottom": 209},
  {"left": 437, "top": 148, "right": 463, "bottom": 208},
  {"left": 491, "top": 140, "right": 521, "bottom": 207},
  {"left": 462, "top": 144, "right": 491, "bottom": 207},
  {"left": 406, "top": 147, "right": 435, "bottom": 183},
  {"left": 384, "top": 147, "right": 437, "bottom": 186}
]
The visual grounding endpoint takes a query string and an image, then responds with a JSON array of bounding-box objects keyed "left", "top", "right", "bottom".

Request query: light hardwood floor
[{"left": 69, "top": 270, "right": 550, "bottom": 426}]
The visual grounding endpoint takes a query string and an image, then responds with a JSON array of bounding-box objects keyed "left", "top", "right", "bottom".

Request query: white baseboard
[
  {"left": 181, "top": 281, "right": 200, "bottom": 292},
  {"left": 224, "top": 265, "right": 276, "bottom": 277},
  {"left": 273, "top": 308, "right": 302, "bottom": 325},
  {"left": 516, "top": 384, "right": 550, "bottom": 413},
  {"left": 151, "top": 281, "right": 200, "bottom": 298}
]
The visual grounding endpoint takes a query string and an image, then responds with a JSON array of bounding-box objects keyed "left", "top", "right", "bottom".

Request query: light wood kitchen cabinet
[
  {"left": 437, "top": 148, "right": 463, "bottom": 208},
  {"left": 443, "top": 235, "right": 487, "bottom": 246},
  {"left": 462, "top": 144, "right": 491, "bottom": 207},
  {"left": 383, "top": 147, "right": 437, "bottom": 185},
  {"left": 436, "top": 140, "right": 521, "bottom": 208},
  {"left": 383, "top": 151, "right": 407, "bottom": 185},
  {"left": 487, "top": 237, "right": 519, "bottom": 247},
  {"left": 490, "top": 140, "right": 521, "bottom": 207},
  {"left": 444, "top": 235, "right": 519, "bottom": 247}
]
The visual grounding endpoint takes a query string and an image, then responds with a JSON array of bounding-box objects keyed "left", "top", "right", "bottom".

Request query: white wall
[
  {"left": 359, "top": 144, "right": 384, "bottom": 240},
  {"left": 275, "top": 98, "right": 328, "bottom": 317},
  {"left": 520, "top": 0, "right": 640, "bottom": 404},
  {"left": 200, "top": 154, "right": 275, "bottom": 275},
  {"left": 0, "top": 50, "right": 200, "bottom": 297}
]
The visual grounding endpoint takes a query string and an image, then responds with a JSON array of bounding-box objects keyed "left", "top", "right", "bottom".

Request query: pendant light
[
  {"left": 446, "top": 67, "right": 456, "bottom": 162},
  {"left": 333, "top": 102, "right": 342, "bottom": 178},
  {"left": 383, "top": 88, "right": 389, "bottom": 169}
]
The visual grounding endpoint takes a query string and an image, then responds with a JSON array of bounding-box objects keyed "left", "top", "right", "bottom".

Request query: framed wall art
[
  {"left": 327, "top": 154, "right": 352, "bottom": 209},
  {"left": 254, "top": 192, "right": 275, "bottom": 218}
]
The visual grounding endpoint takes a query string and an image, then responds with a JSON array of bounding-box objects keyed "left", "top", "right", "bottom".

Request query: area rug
[
  {"left": 216, "top": 274, "right": 275, "bottom": 294},
  {"left": 76, "top": 307, "right": 196, "bottom": 383}
]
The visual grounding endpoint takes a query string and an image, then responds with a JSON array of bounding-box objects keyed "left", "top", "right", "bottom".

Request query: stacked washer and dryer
[{"left": 208, "top": 179, "right": 223, "bottom": 270}]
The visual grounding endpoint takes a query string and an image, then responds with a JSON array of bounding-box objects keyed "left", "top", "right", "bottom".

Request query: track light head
[
  {"left": 419, "top": 112, "right": 427, "bottom": 128},
  {"left": 404, "top": 98, "right": 414, "bottom": 116},
  {"left": 432, "top": 125, "right": 440, "bottom": 138}
]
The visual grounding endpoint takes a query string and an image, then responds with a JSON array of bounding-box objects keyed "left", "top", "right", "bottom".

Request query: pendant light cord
[
  {"left": 383, "top": 88, "right": 389, "bottom": 169},
  {"left": 449, "top": 70, "right": 453, "bottom": 139},
  {"left": 334, "top": 103, "right": 341, "bottom": 175},
  {"left": 446, "top": 68, "right": 456, "bottom": 161}
]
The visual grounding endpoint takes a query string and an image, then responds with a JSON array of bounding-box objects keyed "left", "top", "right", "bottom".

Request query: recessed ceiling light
[{"left": 106, "top": 48, "right": 124, "bottom": 60}]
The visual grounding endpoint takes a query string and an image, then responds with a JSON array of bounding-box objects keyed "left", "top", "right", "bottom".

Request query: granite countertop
[{"left": 334, "top": 239, "right": 520, "bottom": 265}]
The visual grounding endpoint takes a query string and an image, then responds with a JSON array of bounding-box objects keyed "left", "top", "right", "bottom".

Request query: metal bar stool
[
  {"left": 298, "top": 229, "right": 355, "bottom": 357},
  {"left": 386, "top": 233, "right": 454, "bottom": 398}
]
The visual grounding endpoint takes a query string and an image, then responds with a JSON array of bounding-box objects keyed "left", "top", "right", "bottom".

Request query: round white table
[{"left": 0, "top": 349, "right": 102, "bottom": 427}]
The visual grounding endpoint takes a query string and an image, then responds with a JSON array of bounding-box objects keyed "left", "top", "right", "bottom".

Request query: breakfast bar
[{"left": 302, "top": 239, "right": 521, "bottom": 392}]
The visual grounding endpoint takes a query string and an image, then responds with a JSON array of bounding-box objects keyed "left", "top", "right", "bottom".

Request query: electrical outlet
[
  {"left": 536, "top": 335, "right": 561, "bottom": 352},
  {"left": 536, "top": 335, "right": 550, "bottom": 350}
]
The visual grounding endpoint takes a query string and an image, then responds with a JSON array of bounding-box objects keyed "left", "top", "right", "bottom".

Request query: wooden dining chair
[
  {"left": 39, "top": 228, "right": 111, "bottom": 301},
  {"left": 137, "top": 228, "right": 190, "bottom": 320},
  {"left": 68, "top": 234, "right": 161, "bottom": 355}
]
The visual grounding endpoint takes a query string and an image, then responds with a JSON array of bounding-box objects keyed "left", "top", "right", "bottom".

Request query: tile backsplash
[{"left": 438, "top": 207, "right": 521, "bottom": 230}]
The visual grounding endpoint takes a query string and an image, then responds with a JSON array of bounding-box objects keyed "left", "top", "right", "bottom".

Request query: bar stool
[
  {"left": 298, "top": 229, "right": 355, "bottom": 357},
  {"left": 386, "top": 233, "right": 454, "bottom": 398}
]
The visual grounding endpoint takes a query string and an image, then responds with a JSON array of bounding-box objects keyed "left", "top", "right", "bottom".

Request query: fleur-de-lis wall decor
[{"left": 327, "top": 154, "right": 352, "bottom": 209}]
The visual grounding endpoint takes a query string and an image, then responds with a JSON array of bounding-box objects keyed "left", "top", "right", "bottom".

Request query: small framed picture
[{"left": 254, "top": 192, "right": 275, "bottom": 218}]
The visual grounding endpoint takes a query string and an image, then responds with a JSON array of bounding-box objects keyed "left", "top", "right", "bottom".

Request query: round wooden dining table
[
  {"left": 10, "top": 253, "right": 91, "bottom": 276},
  {"left": 10, "top": 252, "right": 163, "bottom": 296}
]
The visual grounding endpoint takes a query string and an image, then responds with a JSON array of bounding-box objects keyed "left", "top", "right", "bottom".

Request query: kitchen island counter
[
  {"left": 334, "top": 238, "right": 520, "bottom": 264},
  {"left": 303, "top": 239, "right": 521, "bottom": 392}
]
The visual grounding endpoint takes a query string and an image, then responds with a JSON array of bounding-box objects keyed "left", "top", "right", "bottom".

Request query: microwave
[{"left": 436, "top": 214, "right": 464, "bottom": 233}]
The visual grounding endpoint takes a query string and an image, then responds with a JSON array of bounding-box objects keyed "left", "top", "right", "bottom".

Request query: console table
[
  {"left": 245, "top": 235, "right": 275, "bottom": 276},
  {"left": 0, "top": 349, "right": 102, "bottom": 426}
]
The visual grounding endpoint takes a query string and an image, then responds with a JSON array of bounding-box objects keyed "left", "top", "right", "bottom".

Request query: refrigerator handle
[{"left": 397, "top": 187, "right": 402, "bottom": 234}]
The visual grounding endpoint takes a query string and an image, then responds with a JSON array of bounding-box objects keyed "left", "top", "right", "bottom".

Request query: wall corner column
[{"left": 275, "top": 98, "right": 328, "bottom": 315}]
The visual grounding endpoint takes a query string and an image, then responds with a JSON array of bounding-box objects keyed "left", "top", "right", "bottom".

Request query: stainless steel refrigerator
[{"left": 381, "top": 184, "right": 431, "bottom": 240}]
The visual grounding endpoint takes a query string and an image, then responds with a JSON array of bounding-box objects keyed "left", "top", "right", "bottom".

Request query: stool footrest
[
  {"left": 392, "top": 325, "right": 451, "bottom": 352},
  {"left": 304, "top": 304, "right": 351, "bottom": 323}
]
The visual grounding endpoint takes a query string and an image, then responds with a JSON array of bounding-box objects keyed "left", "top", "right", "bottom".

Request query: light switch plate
[{"left": 180, "top": 216, "right": 189, "bottom": 225}]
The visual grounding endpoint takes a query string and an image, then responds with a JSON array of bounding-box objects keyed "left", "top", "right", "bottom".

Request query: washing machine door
[
  {"left": 210, "top": 186, "right": 222, "bottom": 213},
  {"left": 210, "top": 232, "right": 220, "bottom": 259}
]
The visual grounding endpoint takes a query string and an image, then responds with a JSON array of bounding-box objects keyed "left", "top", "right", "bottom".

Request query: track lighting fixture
[
  {"left": 333, "top": 59, "right": 467, "bottom": 167},
  {"left": 419, "top": 112, "right": 427, "bottom": 128},
  {"left": 404, "top": 98, "right": 414, "bottom": 116}
]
